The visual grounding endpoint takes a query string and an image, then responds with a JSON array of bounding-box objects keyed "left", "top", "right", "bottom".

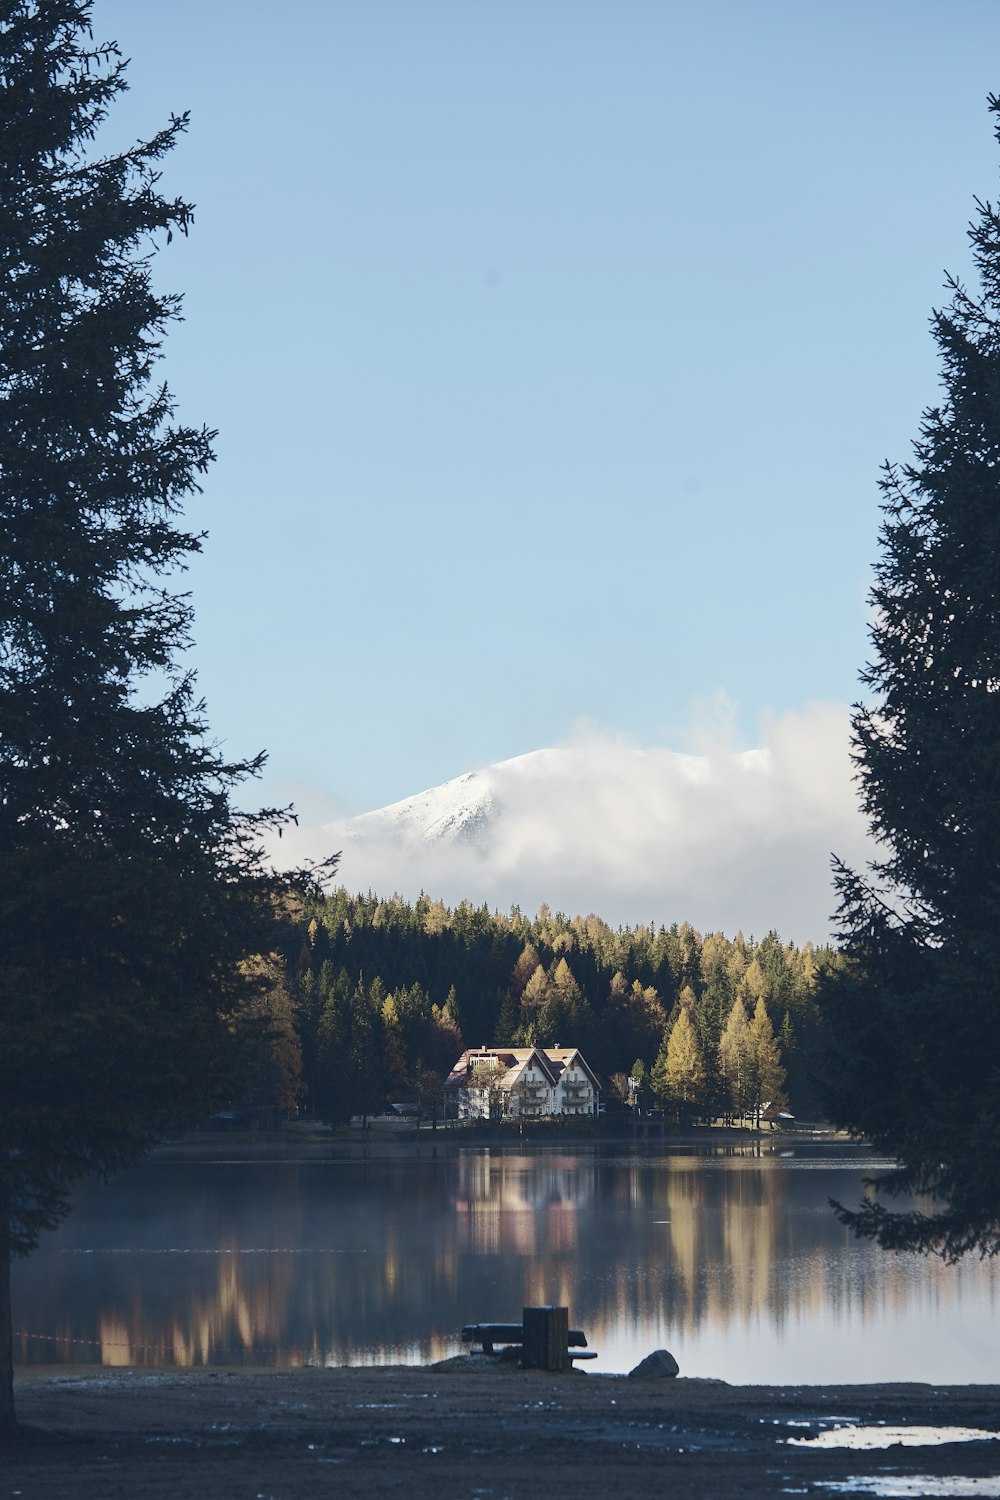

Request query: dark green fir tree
[
  {"left": 0, "top": 2, "right": 330, "bottom": 1431},
  {"left": 820, "top": 95, "right": 1000, "bottom": 1258}
]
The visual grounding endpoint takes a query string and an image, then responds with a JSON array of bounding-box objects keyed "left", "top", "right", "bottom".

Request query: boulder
[{"left": 628, "top": 1349, "right": 679, "bottom": 1379}]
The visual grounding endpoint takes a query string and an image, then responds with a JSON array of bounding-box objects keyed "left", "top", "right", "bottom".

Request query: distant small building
[{"left": 445, "top": 1046, "right": 600, "bottom": 1121}]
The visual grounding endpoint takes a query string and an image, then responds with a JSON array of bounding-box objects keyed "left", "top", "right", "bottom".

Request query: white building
[{"left": 445, "top": 1046, "right": 600, "bottom": 1120}]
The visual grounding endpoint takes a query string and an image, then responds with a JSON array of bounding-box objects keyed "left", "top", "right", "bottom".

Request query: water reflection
[{"left": 12, "top": 1143, "right": 1000, "bottom": 1380}]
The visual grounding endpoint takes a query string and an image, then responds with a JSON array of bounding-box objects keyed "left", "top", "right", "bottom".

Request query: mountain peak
[{"left": 324, "top": 713, "right": 870, "bottom": 941}]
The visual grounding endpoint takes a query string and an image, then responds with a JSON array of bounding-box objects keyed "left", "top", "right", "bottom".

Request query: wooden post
[{"left": 522, "top": 1305, "right": 569, "bottom": 1372}]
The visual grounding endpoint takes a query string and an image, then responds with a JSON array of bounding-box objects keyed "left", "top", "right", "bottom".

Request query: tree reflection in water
[{"left": 11, "top": 1143, "right": 1000, "bottom": 1380}]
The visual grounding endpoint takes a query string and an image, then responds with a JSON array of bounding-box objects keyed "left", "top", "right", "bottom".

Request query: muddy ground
[{"left": 5, "top": 1363, "right": 1000, "bottom": 1499}]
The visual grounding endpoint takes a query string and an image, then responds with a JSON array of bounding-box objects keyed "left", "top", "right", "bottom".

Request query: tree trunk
[{"left": 0, "top": 1217, "right": 15, "bottom": 1436}]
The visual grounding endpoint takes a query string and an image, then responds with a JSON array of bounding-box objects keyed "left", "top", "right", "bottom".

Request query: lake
[{"left": 12, "top": 1139, "right": 1000, "bottom": 1382}]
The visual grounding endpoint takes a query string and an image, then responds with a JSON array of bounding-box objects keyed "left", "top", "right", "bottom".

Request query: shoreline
[
  {"left": 158, "top": 1119, "right": 855, "bottom": 1154},
  {"left": 12, "top": 1361, "right": 998, "bottom": 1390},
  {"left": 7, "top": 1364, "right": 1000, "bottom": 1498}
]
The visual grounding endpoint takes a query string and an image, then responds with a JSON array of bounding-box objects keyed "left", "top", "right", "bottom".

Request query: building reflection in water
[{"left": 12, "top": 1144, "right": 1000, "bottom": 1380}]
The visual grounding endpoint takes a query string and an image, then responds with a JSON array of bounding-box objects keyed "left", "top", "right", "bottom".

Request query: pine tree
[
  {"left": 316, "top": 968, "right": 353, "bottom": 1126},
  {"left": 820, "top": 94, "right": 1000, "bottom": 1257},
  {"left": 232, "top": 955, "right": 304, "bottom": 1117},
  {"left": 381, "top": 991, "right": 409, "bottom": 1099},
  {"left": 443, "top": 983, "right": 462, "bottom": 1034},
  {"left": 349, "top": 978, "right": 385, "bottom": 1125},
  {"left": 492, "top": 988, "right": 519, "bottom": 1045},
  {"left": 0, "top": 3, "right": 323, "bottom": 1428}
]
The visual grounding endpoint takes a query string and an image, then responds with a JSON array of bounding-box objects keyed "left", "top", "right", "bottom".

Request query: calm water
[{"left": 12, "top": 1140, "right": 1000, "bottom": 1382}]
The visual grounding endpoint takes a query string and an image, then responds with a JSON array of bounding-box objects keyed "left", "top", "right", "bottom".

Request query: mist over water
[{"left": 12, "top": 1142, "right": 999, "bottom": 1382}]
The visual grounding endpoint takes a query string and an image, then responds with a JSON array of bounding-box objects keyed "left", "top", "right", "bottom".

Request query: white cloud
[{"left": 271, "top": 703, "right": 873, "bottom": 943}]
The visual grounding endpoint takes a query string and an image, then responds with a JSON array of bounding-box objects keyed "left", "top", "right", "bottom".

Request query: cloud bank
[{"left": 278, "top": 702, "right": 872, "bottom": 944}]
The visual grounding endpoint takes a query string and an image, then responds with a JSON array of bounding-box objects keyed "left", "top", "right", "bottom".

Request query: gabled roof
[
  {"left": 544, "top": 1047, "right": 601, "bottom": 1091},
  {"left": 445, "top": 1045, "right": 598, "bottom": 1091}
]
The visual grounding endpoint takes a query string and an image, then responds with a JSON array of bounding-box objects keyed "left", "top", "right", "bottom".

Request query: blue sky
[{"left": 95, "top": 1, "right": 999, "bottom": 864}]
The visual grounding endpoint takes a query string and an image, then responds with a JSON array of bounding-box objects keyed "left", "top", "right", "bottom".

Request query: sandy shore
[{"left": 5, "top": 1364, "right": 1000, "bottom": 1498}]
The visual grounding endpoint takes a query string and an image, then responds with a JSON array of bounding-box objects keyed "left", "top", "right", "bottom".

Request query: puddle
[
  {"left": 785, "top": 1417, "right": 860, "bottom": 1428},
  {"left": 789, "top": 1428, "right": 1000, "bottom": 1451},
  {"left": 816, "top": 1480, "right": 1000, "bottom": 1497}
]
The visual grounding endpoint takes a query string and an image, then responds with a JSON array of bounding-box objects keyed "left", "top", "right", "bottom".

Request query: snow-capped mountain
[
  {"left": 322, "top": 711, "right": 871, "bottom": 941},
  {"left": 345, "top": 749, "right": 562, "bottom": 847}
]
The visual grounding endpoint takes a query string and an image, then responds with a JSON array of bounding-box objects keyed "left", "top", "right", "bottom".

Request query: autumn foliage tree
[
  {"left": 747, "top": 997, "right": 786, "bottom": 1129},
  {"left": 717, "top": 998, "right": 752, "bottom": 1123},
  {"left": 651, "top": 1008, "right": 706, "bottom": 1121}
]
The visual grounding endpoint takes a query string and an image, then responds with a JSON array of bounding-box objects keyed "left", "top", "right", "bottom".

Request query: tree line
[{"left": 250, "top": 888, "right": 847, "bottom": 1127}]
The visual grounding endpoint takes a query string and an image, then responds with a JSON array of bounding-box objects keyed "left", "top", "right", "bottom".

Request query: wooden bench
[{"left": 462, "top": 1314, "right": 597, "bottom": 1365}]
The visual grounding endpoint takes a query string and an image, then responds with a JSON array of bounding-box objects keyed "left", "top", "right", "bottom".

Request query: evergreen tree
[
  {"left": 349, "top": 977, "right": 385, "bottom": 1124},
  {"left": 232, "top": 955, "right": 304, "bottom": 1117},
  {"left": 820, "top": 95, "right": 1000, "bottom": 1257},
  {"left": 696, "top": 980, "right": 732, "bottom": 1058},
  {"left": 430, "top": 999, "right": 463, "bottom": 1075},
  {"left": 381, "top": 991, "right": 409, "bottom": 1100},
  {"left": 492, "top": 988, "right": 519, "bottom": 1045},
  {"left": 442, "top": 983, "right": 462, "bottom": 1035},
  {"left": 0, "top": 2, "right": 326, "bottom": 1431},
  {"left": 295, "top": 968, "right": 322, "bottom": 1108},
  {"left": 537, "top": 956, "right": 592, "bottom": 1046},
  {"left": 315, "top": 968, "right": 353, "bottom": 1126}
]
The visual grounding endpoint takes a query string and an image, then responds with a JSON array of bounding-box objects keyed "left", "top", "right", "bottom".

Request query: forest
[{"left": 248, "top": 888, "right": 847, "bottom": 1129}]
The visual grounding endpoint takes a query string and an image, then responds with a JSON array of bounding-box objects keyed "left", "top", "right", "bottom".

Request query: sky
[{"left": 91, "top": 0, "right": 1000, "bottom": 936}]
